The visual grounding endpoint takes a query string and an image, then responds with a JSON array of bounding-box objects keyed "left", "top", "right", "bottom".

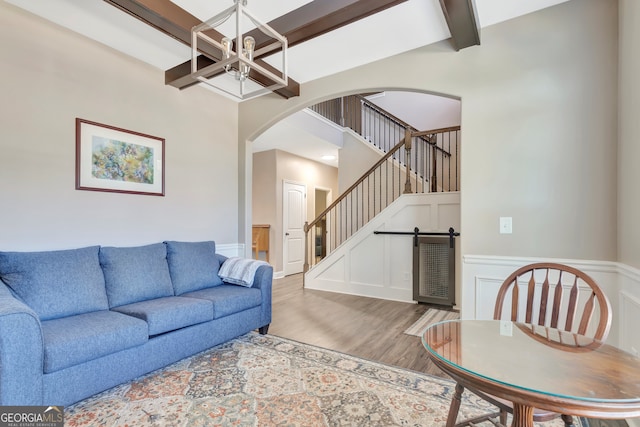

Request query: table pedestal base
[{"left": 511, "top": 403, "right": 534, "bottom": 427}]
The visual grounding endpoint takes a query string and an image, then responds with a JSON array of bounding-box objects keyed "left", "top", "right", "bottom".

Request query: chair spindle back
[{"left": 493, "top": 262, "right": 611, "bottom": 340}]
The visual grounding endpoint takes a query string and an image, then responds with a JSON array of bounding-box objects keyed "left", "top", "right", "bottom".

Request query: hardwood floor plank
[
  {"left": 270, "top": 273, "right": 448, "bottom": 377},
  {"left": 269, "top": 273, "right": 629, "bottom": 427}
]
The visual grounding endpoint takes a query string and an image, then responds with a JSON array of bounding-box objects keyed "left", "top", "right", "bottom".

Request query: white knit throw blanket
[{"left": 218, "top": 257, "right": 269, "bottom": 287}]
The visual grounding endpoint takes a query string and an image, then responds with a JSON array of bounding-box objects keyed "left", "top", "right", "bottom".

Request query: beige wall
[
  {"left": 618, "top": 0, "right": 640, "bottom": 269},
  {"left": 253, "top": 149, "right": 338, "bottom": 274},
  {"left": 338, "top": 131, "right": 384, "bottom": 193},
  {"left": 0, "top": 3, "right": 239, "bottom": 251},
  {"left": 240, "top": 0, "right": 618, "bottom": 263},
  {"left": 252, "top": 150, "right": 277, "bottom": 262},
  {"left": 1, "top": 0, "right": 629, "bottom": 270}
]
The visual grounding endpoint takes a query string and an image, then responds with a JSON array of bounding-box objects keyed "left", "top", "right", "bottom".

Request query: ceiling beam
[
  {"left": 198, "top": 0, "right": 404, "bottom": 92},
  {"left": 162, "top": 0, "right": 408, "bottom": 91},
  {"left": 105, "top": 0, "right": 409, "bottom": 97},
  {"left": 247, "top": 0, "right": 409, "bottom": 47},
  {"left": 103, "top": 0, "right": 300, "bottom": 98},
  {"left": 439, "top": 0, "right": 480, "bottom": 51}
]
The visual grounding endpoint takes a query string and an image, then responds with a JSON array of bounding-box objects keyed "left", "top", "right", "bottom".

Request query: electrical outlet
[{"left": 499, "top": 217, "right": 512, "bottom": 234}]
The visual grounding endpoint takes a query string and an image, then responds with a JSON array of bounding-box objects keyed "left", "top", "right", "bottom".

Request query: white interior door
[{"left": 283, "top": 181, "right": 306, "bottom": 276}]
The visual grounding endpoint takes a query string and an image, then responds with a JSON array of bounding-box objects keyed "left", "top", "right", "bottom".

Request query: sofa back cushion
[
  {"left": 100, "top": 243, "right": 174, "bottom": 308},
  {"left": 165, "top": 241, "right": 223, "bottom": 295},
  {"left": 0, "top": 246, "right": 109, "bottom": 320}
]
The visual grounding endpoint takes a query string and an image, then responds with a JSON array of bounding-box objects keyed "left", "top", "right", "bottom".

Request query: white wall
[
  {"left": 0, "top": 3, "right": 240, "bottom": 252},
  {"left": 365, "top": 92, "right": 461, "bottom": 131}
]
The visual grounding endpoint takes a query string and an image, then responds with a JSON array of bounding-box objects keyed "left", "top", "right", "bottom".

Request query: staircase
[{"left": 304, "top": 95, "right": 461, "bottom": 272}]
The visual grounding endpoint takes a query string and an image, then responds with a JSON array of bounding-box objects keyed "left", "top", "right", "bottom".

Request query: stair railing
[
  {"left": 304, "top": 125, "right": 460, "bottom": 273},
  {"left": 310, "top": 94, "right": 453, "bottom": 160}
]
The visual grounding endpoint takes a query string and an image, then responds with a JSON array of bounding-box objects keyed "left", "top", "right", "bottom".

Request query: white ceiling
[
  {"left": 6, "top": 0, "right": 570, "bottom": 88},
  {"left": 6, "top": 0, "right": 570, "bottom": 165}
]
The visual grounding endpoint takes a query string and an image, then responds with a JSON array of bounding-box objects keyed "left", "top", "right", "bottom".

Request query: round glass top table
[{"left": 422, "top": 319, "right": 640, "bottom": 427}]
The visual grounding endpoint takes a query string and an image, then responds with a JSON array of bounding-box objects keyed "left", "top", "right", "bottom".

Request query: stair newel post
[
  {"left": 431, "top": 142, "right": 438, "bottom": 192},
  {"left": 303, "top": 221, "right": 310, "bottom": 274},
  {"left": 403, "top": 128, "right": 413, "bottom": 194}
]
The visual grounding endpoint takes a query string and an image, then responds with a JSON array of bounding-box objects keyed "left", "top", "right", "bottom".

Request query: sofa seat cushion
[
  {"left": 182, "top": 285, "right": 262, "bottom": 319},
  {"left": 41, "top": 310, "right": 148, "bottom": 373},
  {"left": 112, "top": 296, "right": 213, "bottom": 336},
  {"left": 100, "top": 243, "right": 174, "bottom": 308},
  {"left": 165, "top": 241, "right": 224, "bottom": 295},
  {"left": 0, "top": 246, "right": 109, "bottom": 321}
]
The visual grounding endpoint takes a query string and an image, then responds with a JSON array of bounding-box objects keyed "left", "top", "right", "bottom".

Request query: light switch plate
[
  {"left": 500, "top": 217, "right": 512, "bottom": 234},
  {"left": 500, "top": 320, "right": 513, "bottom": 336}
]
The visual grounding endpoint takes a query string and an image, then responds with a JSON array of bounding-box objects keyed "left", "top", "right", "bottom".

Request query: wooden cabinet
[{"left": 252, "top": 224, "right": 270, "bottom": 263}]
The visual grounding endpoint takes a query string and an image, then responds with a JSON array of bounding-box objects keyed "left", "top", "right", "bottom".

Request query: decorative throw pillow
[
  {"left": 0, "top": 246, "right": 109, "bottom": 321},
  {"left": 100, "top": 243, "right": 174, "bottom": 308},
  {"left": 164, "top": 241, "right": 223, "bottom": 295}
]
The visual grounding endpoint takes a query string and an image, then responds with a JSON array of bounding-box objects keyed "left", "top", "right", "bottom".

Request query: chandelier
[{"left": 190, "top": 0, "right": 288, "bottom": 100}]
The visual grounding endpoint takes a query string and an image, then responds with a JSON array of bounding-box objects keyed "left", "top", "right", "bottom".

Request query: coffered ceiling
[{"left": 6, "top": 0, "right": 570, "bottom": 101}]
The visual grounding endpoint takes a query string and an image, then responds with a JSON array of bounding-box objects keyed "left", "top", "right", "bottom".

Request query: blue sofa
[{"left": 0, "top": 241, "right": 272, "bottom": 406}]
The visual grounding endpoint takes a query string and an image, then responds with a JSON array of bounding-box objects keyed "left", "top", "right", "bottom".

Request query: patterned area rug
[
  {"left": 404, "top": 307, "right": 460, "bottom": 337},
  {"left": 65, "top": 332, "right": 587, "bottom": 426}
]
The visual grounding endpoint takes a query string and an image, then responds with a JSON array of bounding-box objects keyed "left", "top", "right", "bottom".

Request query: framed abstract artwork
[{"left": 75, "top": 118, "right": 165, "bottom": 196}]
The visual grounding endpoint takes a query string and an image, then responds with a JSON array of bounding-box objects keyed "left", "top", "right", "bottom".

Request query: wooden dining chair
[{"left": 447, "top": 262, "right": 612, "bottom": 427}]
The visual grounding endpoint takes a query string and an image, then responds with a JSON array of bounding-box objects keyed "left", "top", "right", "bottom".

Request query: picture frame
[{"left": 76, "top": 118, "right": 165, "bottom": 196}]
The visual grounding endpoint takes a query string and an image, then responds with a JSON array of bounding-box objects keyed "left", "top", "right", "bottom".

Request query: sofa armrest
[
  {"left": 214, "top": 253, "right": 272, "bottom": 329},
  {"left": 0, "top": 283, "right": 44, "bottom": 405},
  {"left": 251, "top": 264, "right": 273, "bottom": 330}
]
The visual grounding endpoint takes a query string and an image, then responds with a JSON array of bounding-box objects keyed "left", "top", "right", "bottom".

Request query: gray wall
[
  {"left": 240, "top": 0, "right": 619, "bottom": 263},
  {"left": 0, "top": 3, "right": 239, "bottom": 251},
  {"left": 619, "top": 0, "right": 640, "bottom": 270}
]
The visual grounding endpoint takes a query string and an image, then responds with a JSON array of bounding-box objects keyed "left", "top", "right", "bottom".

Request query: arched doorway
[{"left": 249, "top": 90, "right": 461, "bottom": 281}]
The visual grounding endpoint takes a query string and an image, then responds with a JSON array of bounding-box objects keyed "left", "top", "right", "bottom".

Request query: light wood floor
[
  {"left": 269, "top": 273, "right": 443, "bottom": 376},
  {"left": 268, "top": 273, "right": 628, "bottom": 427}
]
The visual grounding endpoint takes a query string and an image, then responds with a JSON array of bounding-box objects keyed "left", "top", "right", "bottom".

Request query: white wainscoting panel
[
  {"left": 619, "top": 291, "right": 640, "bottom": 356},
  {"left": 464, "top": 255, "right": 632, "bottom": 348},
  {"left": 305, "top": 192, "right": 461, "bottom": 303},
  {"left": 618, "top": 263, "right": 640, "bottom": 356},
  {"left": 464, "top": 256, "right": 640, "bottom": 426},
  {"left": 472, "top": 275, "right": 505, "bottom": 320},
  {"left": 217, "top": 243, "right": 244, "bottom": 258}
]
